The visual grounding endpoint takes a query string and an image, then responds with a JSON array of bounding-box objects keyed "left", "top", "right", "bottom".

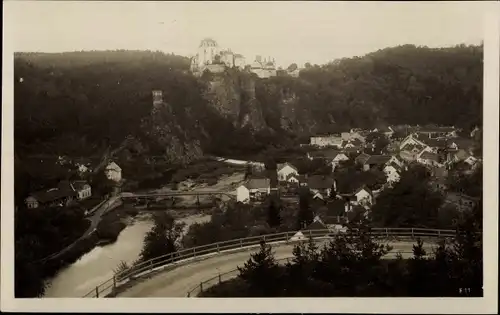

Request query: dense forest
[{"left": 258, "top": 44, "right": 483, "bottom": 134}]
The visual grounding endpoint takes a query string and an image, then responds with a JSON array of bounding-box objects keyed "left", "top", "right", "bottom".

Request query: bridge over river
[
  {"left": 83, "top": 227, "right": 456, "bottom": 298},
  {"left": 120, "top": 190, "right": 236, "bottom": 201}
]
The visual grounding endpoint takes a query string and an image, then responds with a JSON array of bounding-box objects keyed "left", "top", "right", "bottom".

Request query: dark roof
[
  {"left": 310, "top": 149, "right": 343, "bottom": 159},
  {"left": 29, "top": 187, "right": 76, "bottom": 204},
  {"left": 420, "top": 138, "right": 449, "bottom": 148},
  {"left": 419, "top": 151, "right": 439, "bottom": 161},
  {"left": 355, "top": 153, "right": 371, "bottom": 164},
  {"left": 244, "top": 178, "right": 270, "bottom": 189},
  {"left": 364, "top": 155, "right": 392, "bottom": 165},
  {"left": 307, "top": 175, "right": 334, "bottom": 189},
  {"left": 450, "top": 137, "right": 476, "bottom": 150},
  {"left": 351, "top": 138, "right": 363, "bottom": 146},
  {"left": 343, "top": 147, "right": 361, "bottom": 153},
  {"left": 418, "top": 126, "right": 456, "bottom": 133},
  {"left": 71, "top": 180, "right": 90, "bottom": 191}
]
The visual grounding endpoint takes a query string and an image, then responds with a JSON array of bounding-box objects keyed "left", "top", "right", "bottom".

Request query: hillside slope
[{"left": 14, "top": 44, "right": 483, "bottom": 164}]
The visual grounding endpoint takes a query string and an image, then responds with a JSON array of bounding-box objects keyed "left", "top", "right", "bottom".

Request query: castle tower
[{"left": 196, "top": 38, "right": 220, "bottom": 68}]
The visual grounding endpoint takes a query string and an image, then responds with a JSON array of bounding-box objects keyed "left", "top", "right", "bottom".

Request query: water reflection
[{"left": 44, "top": 213, "right": 211, "bottom": 297}]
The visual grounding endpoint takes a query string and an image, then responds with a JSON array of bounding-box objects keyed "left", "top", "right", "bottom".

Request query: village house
[
  {"left": 70, "top": 180, "right": 92, "bottom": 200},
  {"left": 236, "top": 178, "right": 271, "bottom": 203},
  {"left": 342, "top": 138, "right": 364, "bottom": 150},
  {"left": 310, "top": 134, "right": 343, "bottom": 148},
  {"left": 355, "top": 153, "right": 371, "bottom": 165},
  {"left": 341, "top": 131, "right": 366, "bottom": 143},
  {"left": 416, "top": 126, "right": 458, "bottom": 139},
  {"left": 285, "top": 173, "right": 300, "bottom": 184},
  {"left": 361, "top": 155, "right": 394, "bottom": 171},
  {"left": 105, "top": 161, "right": 122, "bottom": 182},
  {"left": 417, "top": 151, "right": 442, "bottom": 167},
  {"left": 307, "top": 149, "right": 349, "bottom": 171},
  {"left": 383, "top": 162, "right": 403, "bottom": 186},
  {"left": 25, "top": 189, "right": 74, "bottom": 209},
  {"left": 399, "top": 134, "right": 429, "bottom": 151},
  {"left": 352, "top": 186, "right": 373, "bottom": 208},
  {"left": 276, "top": 162, "right": 299, "bottom": 182},
  {"left": 343, "top": 146, "right": 362, "bottom": 155},
  {"left": 446, "top": 148, "right": 472, "bottom": 165},
  {"left": 24, "top": 180, "right": 91, "bottom": 209},
  {"left": 372, "top": 126, "right": 395, "bottom": 138},
  {"left": 464, "top": 156, "right": 478, "bottom": 167},
  {"left": 306, "top": 175, "right": 336, "bottom": 200}
]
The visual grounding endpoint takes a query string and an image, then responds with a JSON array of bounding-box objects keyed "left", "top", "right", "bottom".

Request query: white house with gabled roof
[
  {"left": 105, "top": 161, "right": 122, "bottom": 182},
  {"left": 236, "top": 178, "right": 271, "bottom": 203},
  {"left": 277, "top": 162, "right": 299, "bottom": 182}
]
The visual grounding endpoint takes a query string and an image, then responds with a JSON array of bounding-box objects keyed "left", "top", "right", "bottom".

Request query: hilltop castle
[{"left": 190, "top": 38, "right": 277, "bottom": 79}]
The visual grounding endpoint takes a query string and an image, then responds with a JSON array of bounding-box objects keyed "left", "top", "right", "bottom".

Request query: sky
[{"left": 6, "top": 1, "right": 488, "bottom": 68}]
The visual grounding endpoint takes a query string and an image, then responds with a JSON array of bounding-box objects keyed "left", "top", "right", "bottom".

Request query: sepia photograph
[{"left": 2, "top": 0, "right": 498, "bottom": 313}]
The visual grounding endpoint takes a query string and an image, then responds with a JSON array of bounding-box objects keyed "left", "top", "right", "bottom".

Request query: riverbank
[
  {"left": 43, "top": 210, "right": 212, "bottom": 297},
  {"left": 42, "top": 164, "right": 241, "bottom": 297}
]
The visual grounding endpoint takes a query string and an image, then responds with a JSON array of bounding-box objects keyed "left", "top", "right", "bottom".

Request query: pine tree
[
  {"left": 297, "top": 188, "right": 313, "bottom": 229},
  {"left": 267, "top": 198, "right": 282, "bottom": 228},
  {"left": 238, "top": 241, "right": 281, "bottom": 296}
]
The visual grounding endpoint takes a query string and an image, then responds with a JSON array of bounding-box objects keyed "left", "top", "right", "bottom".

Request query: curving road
[{"left": 115, "top": 240, "right": 438, "bottom": 298}]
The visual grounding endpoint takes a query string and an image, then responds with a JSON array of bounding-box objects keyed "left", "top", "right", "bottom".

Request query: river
[{"left": 44, "top": 212, "right": 211, "bottom": 298}]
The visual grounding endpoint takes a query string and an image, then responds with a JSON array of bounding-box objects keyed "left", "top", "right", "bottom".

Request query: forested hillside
[
  {"left": 259, "top": 44, "right": 483, "bottom": 134},
  {"left": 14, "top": 44, "right": 483, "bottom": 163}
]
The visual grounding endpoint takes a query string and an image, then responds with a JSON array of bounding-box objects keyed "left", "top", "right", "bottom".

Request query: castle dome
[{"left": 199, "top": 38, "right": 218, "bottom": 47}]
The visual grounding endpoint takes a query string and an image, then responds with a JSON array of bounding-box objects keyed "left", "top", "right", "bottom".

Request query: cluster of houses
[
  {"left": 236, "top": 161, "right": 375, "bottom": 218},
  {"left": 24, "top": 161, "right": 123, "bottom": 209},
  {"left": 235, "top": 125, "right": 482, "bottom": 219}
]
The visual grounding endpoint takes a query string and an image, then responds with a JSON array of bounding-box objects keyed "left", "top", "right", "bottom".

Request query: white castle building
[
  {"left": 250, "top": 55, "right": 277, "bottom": 79},
  {"left": 190, "top": 38, "right": 246, "bottom": 76},
  {"left": 190, "top": 38, "right": 277, "bottom": 79}
]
